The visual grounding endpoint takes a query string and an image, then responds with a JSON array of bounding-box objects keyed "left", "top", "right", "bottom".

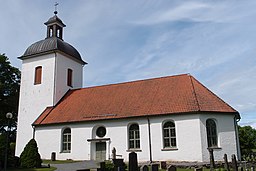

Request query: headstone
[
  {"left": 113, "top": 159, "right": 125, "bottom": 171},
  {"left": 100, "top": 162, "right": 106, "bottom": 171},
  {"left": 223, "top": 154, "right": 230, "bottom": 171},
  {"left": 232, "top": 154, "right": 238, "bottom": 171},
  {"left": 251, "top": 166, "right": 255, "bottom": 171},
  {"left": 112, "top": 147, "right": 116, "bottom": 159},
  {"left": 194, "top": 167, "right": 202, "bottom": 171},
  {"left": 160, "top": 161, "right": 167, "bottom": 170},
  {"left": 167, "top": 165, "right": 177, "bottom": 171},
  {"left": 51, "top": 152, "right": 56, "bottom": 161},
  {"left": 140, "top": 165, "right": 149, "bottom": 171},
  {"left": 208, "top": 148, "right": 215, "bottom": 171},
  {"left": 151, "top": 164, "right": 159, "bottom": 171},
  {"left": 129, "top": 152, "right": 138, "bottom": 171}
]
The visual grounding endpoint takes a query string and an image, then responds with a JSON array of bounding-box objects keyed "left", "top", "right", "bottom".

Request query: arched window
[
  {"left": 206, "top": 119, "right": 218, "bottom": 147},
  {"left": 163, "top": 121, "right": 176, "bottom": 148},
  {"left": 62, "top": 128, "right": 71, "bottom": 152},
  {"left": 67, "top": 68, "right": 73, "bottom": 87},
  {"left": 34, "top": 66, "right": 42, "bottom": 85},
  {"left": 128, "top": 124, "right": 140, "bottom": 149}
]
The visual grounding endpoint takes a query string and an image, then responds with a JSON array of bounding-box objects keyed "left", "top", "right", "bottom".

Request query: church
[{"left": 15, "top": 13, "right": 241, "bottom": 162}]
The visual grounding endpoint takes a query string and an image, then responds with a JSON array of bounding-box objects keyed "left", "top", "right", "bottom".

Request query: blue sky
[{"left": 0, "top": 1, "right": 255, "bottom": 127}]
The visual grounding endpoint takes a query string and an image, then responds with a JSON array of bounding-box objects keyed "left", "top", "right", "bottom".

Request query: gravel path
[{"left": 51, "top": 160, "right": 99, "bottom": 171}]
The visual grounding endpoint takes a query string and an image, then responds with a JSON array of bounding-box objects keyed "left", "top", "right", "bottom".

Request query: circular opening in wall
[{"left": 96, "top": 126, "right": 106, "bottom": 137}]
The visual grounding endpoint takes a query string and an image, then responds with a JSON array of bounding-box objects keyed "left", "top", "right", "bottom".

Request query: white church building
[{"left": 16, "top": 13, "right": 241, "bottom": 162}]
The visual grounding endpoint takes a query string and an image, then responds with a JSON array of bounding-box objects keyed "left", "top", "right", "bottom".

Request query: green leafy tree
[
  {"left": 0, "top": 53, "right": 20, "bottom": 136},
  {"left": 0, "top": 133, "right": 7, "bottom": 167},
  {"left": 20, "top": 139, "right": 42, "bottom": 168},
  {"left": 238, "top": 125, "right": 256, "bottom": 155}
]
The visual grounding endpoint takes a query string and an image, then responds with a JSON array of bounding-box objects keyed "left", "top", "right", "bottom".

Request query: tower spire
[{"left": 54, "top": 2, "right": 59, "bottom": 15}]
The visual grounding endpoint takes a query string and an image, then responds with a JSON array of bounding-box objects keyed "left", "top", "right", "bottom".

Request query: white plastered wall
[
  {"left": 16, "top": 54, "right": 56, "bottom": 156},
  {"left": 200, "top": 114, "right": 238, "bottom": 162},
  {"left": 16, "top": 52, "right": 83, "bottom": 156},
  {"left": 34, "top": 113, "right": 237, "bottom": 162}
]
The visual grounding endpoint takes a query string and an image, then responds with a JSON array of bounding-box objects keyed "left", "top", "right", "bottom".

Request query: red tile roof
[{"left": 33, "top": 74, "right": 239, "bottom": 125}]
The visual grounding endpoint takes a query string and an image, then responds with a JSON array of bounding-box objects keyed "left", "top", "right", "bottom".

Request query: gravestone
[
  {"left": 140, "top": 165, "right": 149, "bottom": 171},
  {"left": 100, "top": 162, "right": 106, "bottom": 171},
  {"left": 113, "top": 159, "right": 125, "bottom": 171},
  {"left": 151, "top": 164, "right": 159, "bottom": 171},
  {"left": 129, "top": 152, "right": 138, "bottom": 171},
  {"left": 223, "top": 154, "right": 230, "bottom": 171},
  {"left": 160, "top": 161, "right": 167, "bottom": 170},
  {"left": 194, "top": 167, "right": 202, "bottom": 171},
  {"left": 51, "top": 152, "right": 56, "bottom": 161},
  {"left": 251, "top": 166, "right": 255, "bottom": 171},
  {"left": 168, "top": 165, "right": 177, "bottom": 171},
  {"left": 232, "top": 154, "right": 238, "bottom": 171}
]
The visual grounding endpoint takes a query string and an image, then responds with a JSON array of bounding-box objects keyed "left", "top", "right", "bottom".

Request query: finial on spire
[{"left": 54, "top": 2, "right": 59, "bottom": 15}]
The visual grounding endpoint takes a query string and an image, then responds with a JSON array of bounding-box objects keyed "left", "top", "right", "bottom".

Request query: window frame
[
  {"left": 62, "top": 128, "right": 71, "bottom": 153},
  {"left": 67, "top": 68, "right": 73, "bottom": 87},
  {"left": 206, "top": 119, "right": 218, "bottom": 148},
  {"left": 128, "top": 123, "right": 140, "bottom": 150},
  {"left": 162, "top": 120, "right": 177, "bottom": 149},
  {"left": 34, "top": 66, "right": 42, "bottom": 85}
]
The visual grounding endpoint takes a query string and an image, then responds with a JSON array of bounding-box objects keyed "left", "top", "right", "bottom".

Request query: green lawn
[
  {"left": 43, "top": 159, "right": 80, "bottom": 164},
  {"left": 7, "top": 167, "right": 56, "bottom": 171}
]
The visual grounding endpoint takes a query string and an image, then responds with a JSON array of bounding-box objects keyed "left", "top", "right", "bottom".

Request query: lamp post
[{"left": 4, "top": 112, "right": 13, "bottom": 171}]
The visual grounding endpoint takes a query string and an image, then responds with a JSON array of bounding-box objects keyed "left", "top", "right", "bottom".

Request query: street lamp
[{"left": 4, "top": 112, "right": 13, "bottom": 171}]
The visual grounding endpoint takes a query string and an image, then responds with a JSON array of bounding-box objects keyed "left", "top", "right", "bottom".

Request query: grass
[
  {"left": 6, "top": 159, "right": 79, "bottom": 171},
  {"left": 7, "top": 167, "right": 56, "bottom": 171},
  {"left": 42, "top": 159, "right": 80, "bottom": 164}
]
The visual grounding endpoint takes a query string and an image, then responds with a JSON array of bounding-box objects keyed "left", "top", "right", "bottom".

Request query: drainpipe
[
  {"left": 147, "top": 117, "right": 153, "bottom": 163},
  {"left": 234, "top": 116, "right": 241, "bottom": 161}
]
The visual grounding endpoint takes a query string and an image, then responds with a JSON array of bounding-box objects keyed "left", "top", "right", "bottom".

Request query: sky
[{"left": 0, "top": 0, "right": 255, "bottom": 127}]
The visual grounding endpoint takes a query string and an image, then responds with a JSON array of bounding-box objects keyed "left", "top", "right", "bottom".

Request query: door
[{"left": 96, "top": 142, "right": 106, "bottom": 161}]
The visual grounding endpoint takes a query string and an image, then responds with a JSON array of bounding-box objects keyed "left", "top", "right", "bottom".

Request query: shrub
[
  {"left": 20, "top": 139, "right": 42, "bottom": 168},
  {"left": 105, "top": 160, "right": 115, "bottom": 171}
]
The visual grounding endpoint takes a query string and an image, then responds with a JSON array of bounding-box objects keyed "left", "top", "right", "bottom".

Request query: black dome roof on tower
[{"left": 19, "top": 14, "right": 87, "bottom": 65}]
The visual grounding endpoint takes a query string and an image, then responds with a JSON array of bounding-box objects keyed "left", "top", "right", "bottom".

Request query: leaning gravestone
[
  {"left": 129, "top": 152, "right": 138, "bottom": 171},
  {"left": 140, "top": 165, "right": 149, "bottom": 171},
  {"left": 167, "top": 165, "right": 177, "bottom": 171}
]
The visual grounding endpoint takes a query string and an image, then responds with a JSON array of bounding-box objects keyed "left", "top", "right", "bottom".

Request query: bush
[
  {"left": 20, "top": 139, "right": 42, "bottom": 168},
  {"left": 105, "top": 161, "right": 115, "bottom": 171}
]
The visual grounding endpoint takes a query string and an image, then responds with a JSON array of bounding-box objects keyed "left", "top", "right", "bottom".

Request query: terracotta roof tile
[{"left": 33, "top": 74, "right": 239, "bottom": 125}]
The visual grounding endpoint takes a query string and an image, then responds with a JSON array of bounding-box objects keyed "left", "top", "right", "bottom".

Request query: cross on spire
[{"left": 54, "top": 2, "right": 59, "bottom": 15}]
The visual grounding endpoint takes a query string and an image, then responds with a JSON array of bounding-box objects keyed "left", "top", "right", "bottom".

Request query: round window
[{"left": 96, "top": 126, "right": 106, "bottom": 137}]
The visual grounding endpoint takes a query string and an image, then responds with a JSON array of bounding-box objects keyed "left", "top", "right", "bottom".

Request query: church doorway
[{"left": 96, "top": 142, "right": 106, "bottom": 161}]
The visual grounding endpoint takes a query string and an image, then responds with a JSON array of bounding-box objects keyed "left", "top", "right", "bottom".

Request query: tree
[
  {"left": 0, "top": 53, "right": 20, "bottom": 136},
  {"left": 238, "top": 125, "right": 256, "bottom": 155},
  {"left": 20, "top": 139, "right": 42, "bottom": 168}
]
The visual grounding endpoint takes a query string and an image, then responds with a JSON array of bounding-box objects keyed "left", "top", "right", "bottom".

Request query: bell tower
[{"left": 15, "top": 11, "right": 87, "bottom": 156}]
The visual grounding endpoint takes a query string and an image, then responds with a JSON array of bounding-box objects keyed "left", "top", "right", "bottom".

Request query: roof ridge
[
  {"left": 189, "top": 75, "right": 201, "bottom": 111},
  {"left": 190, "top": 76, "right": 239, "bottom": 116},
  {"left": 82, "top": 73, "right": 190, "bottom": 90}
]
